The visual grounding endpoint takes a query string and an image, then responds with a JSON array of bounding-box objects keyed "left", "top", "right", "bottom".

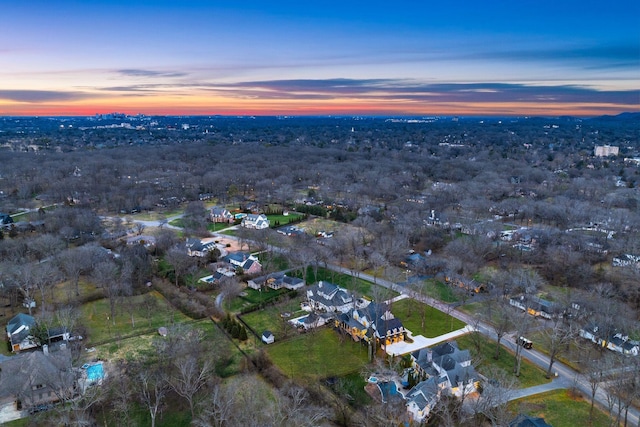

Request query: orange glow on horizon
[{"left": 0, "top": 95, "right": 637, "bottom": 117}]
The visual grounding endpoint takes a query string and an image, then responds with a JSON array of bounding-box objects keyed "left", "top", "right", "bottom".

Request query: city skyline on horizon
[{"left": 1, "top": 1, "right": 638, "bottom": 117}]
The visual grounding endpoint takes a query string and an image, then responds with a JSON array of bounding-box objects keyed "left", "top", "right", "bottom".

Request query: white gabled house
[
  {"left": 406, "top": 341, "right": 479, "bottom": 423},
  {"left": 306, "top": 281, "right": 353, "bottom": 313},
  {"left": 241, "top": 214, "right": 269, "bottom": 229}
]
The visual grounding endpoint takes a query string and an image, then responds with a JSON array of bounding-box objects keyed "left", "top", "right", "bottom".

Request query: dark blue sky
[{"left": 1, "top": 1, "right": 638, "bottom": 115}]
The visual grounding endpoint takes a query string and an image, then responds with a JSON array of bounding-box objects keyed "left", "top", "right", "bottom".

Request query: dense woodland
[{"left": 0, "top": 114, "right": 639, "bottom": 426}]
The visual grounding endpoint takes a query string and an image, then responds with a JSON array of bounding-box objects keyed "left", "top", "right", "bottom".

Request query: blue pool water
[
  {"left": 86, "top": 363, "right": 104, "bottom": 382},
  {"left": 292, "top": 316, "right": 308, "bottom": 325},
  {"left": 378, "top": 381, "right": 398, "bottom": 402}
]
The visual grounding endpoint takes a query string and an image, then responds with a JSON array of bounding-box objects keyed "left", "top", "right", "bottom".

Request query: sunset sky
[{"left": 1, "top": 1, "right": 638, "bottom": 116}]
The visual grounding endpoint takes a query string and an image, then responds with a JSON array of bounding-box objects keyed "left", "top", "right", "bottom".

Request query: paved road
[
  {"left": 324, "top": 264, "right": 640, "bottom": 425},
  {"left": 174, "top": 226, "right": 640, "bottom": 425}
]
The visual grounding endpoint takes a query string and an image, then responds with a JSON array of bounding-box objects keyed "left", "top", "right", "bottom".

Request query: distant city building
[{"left": 594, "top": 145, "right": 619, "bottom": 157}]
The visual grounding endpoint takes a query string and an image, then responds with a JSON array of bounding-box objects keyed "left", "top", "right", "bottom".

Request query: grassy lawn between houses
[
  {"left": 455, "top": 334, "right": 550, "bottom": 389},
  {"left": 90, "top": 319, "right": 244, "bottom": 376},
  {"left": 267, "top": 212, "right": 304, "bottom": 226},
  {"left": 240, "top": 297, "right": 306, "bottom": 338},
  {"left": 227, "top": 287, "right": 292, "bottom": 312},
  {"left": 392, "top": 298, "right": 466, "bottom": 338},
  {"left": 82, "top": 291, "right": 192, "bottom": 344},
  {"left": 423, "top": 279, "right": 459, "bottom": 303},
  {"left": 267, "top": 327, "right": 370, "bottom": 382},
  {"left": 508, "top": 389, "right": 612, "bottom": 427}
]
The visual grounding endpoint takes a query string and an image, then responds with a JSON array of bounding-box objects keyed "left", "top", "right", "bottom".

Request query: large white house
[
  {"left": 407, "top": 341, "right": 478, "bottom": 422},
  {"left": 306, "top": 281, "right": 353, "bottom": 313},
  {"left": 241, "top": 214, "right": 269, "bottom": 229}
]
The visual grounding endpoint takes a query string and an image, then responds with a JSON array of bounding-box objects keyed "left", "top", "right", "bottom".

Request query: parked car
[{"left": 517, "top": 336, "right": 533, "bottom": 349}]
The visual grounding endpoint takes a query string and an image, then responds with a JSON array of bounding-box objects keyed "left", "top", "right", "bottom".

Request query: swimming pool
[
  {"left": 290, "top": 315, "right": 308, "bottom": 326},
  {"left": 85, "top": 363, "right": 105, "bottom": 383},
  {"left": 377, "top": 381, "right": 398, "bottom": 403}
]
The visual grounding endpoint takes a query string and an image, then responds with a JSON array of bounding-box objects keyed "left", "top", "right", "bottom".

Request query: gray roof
[
  {"left": 406, "top": 377, "right": 439, "bottom": 409},
  {"left": 510, "top": 414, "right": 553, "bottom": 427},
  {"left": 6, "top": 313, "right": 36, "bottom": 346},
  {"left": 0, "top": 348, "right": 75, "bottom": 405}
]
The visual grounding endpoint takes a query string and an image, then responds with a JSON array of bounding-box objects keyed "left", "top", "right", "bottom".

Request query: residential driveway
[
  {"left": 508, "top": 377, "right": 571, "bottom": 401},
  {"left": 385, "top": 325, "right": 476, "bottom": 356}
]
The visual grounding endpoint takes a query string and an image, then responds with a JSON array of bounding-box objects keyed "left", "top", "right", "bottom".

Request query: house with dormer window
[
  {"left": 241, "top": 214, "right": 269, "bottom": 229},
  {"left": 306, "top": 281, "right": 354, "bottom": 313},
  {"left": 407, "top": 340, "right": 478, "bottom": 422}
]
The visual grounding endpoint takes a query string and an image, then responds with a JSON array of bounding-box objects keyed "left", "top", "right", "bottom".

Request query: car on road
[{"left": 517, "top": 336, "right": 533, "bottom": 349}]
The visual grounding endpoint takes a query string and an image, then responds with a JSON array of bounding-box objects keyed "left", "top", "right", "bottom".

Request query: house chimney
[{"left": 43, "top": 344, "right": 49, "bottom": 355}]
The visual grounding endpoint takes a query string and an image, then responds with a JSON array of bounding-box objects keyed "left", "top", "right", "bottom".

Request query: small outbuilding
[{"left": 261, "top": 330, "right": 274, "bottom": 344}]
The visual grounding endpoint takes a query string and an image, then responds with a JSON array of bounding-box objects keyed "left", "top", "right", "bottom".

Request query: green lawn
[
  {"left": 267, "top": 327, "right": 370, "bottom": 381},
  {"left": 82, "top": 291, "right": 192, "bottom": 344},
  {"left": 423, "top": 279, "right": 459, "bottom": 303},
  {"left": 48, "top": 279, "right": 105, "bottom": 306},
  {"left": 509, "top": 390, "right": 612, "bottom": 427},
  {"left": 267, "top": 212, "right": 304, "bottom": 227},
  {"left": 168, "top": 218, "right": 184, "bottom": 227},
  {"left": 240, "top": 298, "right": 306, "bottom": 337},
  {"left": 207, "top": 221, "right": 236, "bottom": 232},
  {"left": 0, "top": 417, "right": 29, "bottom": 427},
  {"left": 392, "top": 298, "right": 465, "bottom": 338},
  {"left": 455, "top": 334, "right": 550, "bottom": 388},
  {"left": 227, "top": 287, "right": 292, "bottom": 312}
]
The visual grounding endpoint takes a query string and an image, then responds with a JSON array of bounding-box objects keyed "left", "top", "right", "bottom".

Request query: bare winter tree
[
  {"left": 482, "top": 296, "right": 514, "bottom": 360},
  {"left": 92, "top": 259, "right": 121, "bottom": 325},
  {"left": 472, "top": 366, "right": 518, "bottom": 426},
  {"left": 57, "top": 247, "right": 92, "bottom": 298},
  {"left": 165, "top": 244, "right": 197, "bottom": 287},
  {"left": 136, "top": 365, "right": 169, "bottom": 427},
  {"left": 540, "top": 316, "right": 576, "bottom": 378}
]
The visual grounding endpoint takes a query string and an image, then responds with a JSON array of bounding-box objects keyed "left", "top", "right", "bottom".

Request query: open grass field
[
  {"left": 91, "top": 318, "right": 243, "bottom": 371},
  {"left": 294, "top": 217, "right": 343, "bottom": 235},
  {"left": 227, "top": 287, "right": 292, "bottom": 312},
  {"left": 267, "top": 212, "right": 303, "bottom": 226},
  {"left": 455, "top": 334, "right": 550, "bottom": 388},
  {"left": 509, "top": 389, "right": 612, "bottom": 427},
  {"left": 240, "top": 297, "right": 306, "bottom": 338},
  {"left": 423, "top": 279, "right": 459, "bottom": 303},
  {"left": 267, "top": 327, "right": 370, "bottom": 382},
  {"left": 48, "top": 279, "right": 105, "bottom": 306},
  {"left": 392, "top": 298, "right": 465, "bottom": 338},
  {"left": 82, "top": 291, "right": 192, "bottom": 344}
]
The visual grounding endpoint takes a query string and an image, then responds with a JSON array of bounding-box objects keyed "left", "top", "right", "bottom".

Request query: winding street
[
  {"left": 324, "top": 265, "right": 640, "bottom": 426},
  {"left": 134, "top": 217, "right": 639, "bottom": 425}
]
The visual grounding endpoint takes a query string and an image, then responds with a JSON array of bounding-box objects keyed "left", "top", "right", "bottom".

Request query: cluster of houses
[
  {"left": 612, "top": 253, "right": 640, "bottom": 268},
  {"left": 2, "top": 313, "right": 104, "bottom": 421},
  {"left": 507, "top": 294, "right": 640, "bottom": 357},
  {"left": 209, "top": 206, "right": 270, "bottom": 230},
  {"left": 248, "top": 272, "right": 304, "bottom": 291},
  {"left": 407, "top": 341, "right": 478, "bottom": 422},
  {"left": 289, "top": 280, "right": 479, "bottom": 423},
  {"left": 509, "top": 295, "right": 557, "bottom": 320},
  {"left": 199, "top": 251, "right": 263, "bottom": 285},
  {"left": 579, "top": 323, "right": 639, "bottom": 356}
]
